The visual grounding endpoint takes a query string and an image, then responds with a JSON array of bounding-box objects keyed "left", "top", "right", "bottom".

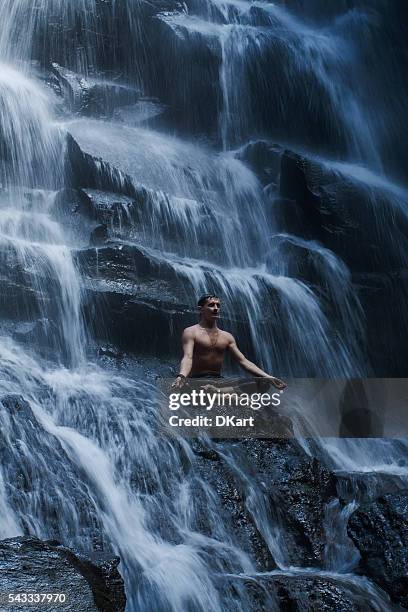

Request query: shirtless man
[{"left": 173, "top": 294, "right": 286, "bottom": 389}]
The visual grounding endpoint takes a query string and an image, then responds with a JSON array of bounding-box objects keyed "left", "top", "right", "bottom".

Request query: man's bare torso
[{"left": 186, "top": 324, "right": 232, "bottom": 376}]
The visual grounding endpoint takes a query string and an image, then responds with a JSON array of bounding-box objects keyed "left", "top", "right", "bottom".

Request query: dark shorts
[{"left": 189, "top": 372, "right": 223, "bottom": 379}]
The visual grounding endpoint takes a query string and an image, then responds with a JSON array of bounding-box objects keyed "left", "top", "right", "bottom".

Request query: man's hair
[{"left": 197, "top": 294, "right": 219, "bottom": 307}]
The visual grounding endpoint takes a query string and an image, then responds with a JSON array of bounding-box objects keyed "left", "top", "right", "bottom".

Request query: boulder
[
  {"left": 75, "top": 243, "right": 178, "bottom": 284},
  {"left": 51, "top": 63, "right": 140, "bottom": 117},
  {"left": 65, "top": 134, "right": 136, "bottom": 197},
  {"left": 347, "top": 491, "right": 408, "bottom": 607},
  {"left": 225, "top": 573, "right": 391, "bottom": 611},
  {"left": 0, "top": 536, "right": 125, "bottom": 612}
]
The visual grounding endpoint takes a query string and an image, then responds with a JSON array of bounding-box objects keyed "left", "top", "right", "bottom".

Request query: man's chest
[{"left": 194, "top": 333, "right": 229, "bottom": 351}]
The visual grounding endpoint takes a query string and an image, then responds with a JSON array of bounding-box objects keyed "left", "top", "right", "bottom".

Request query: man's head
[{"left": 197, "top": 294, "right": 220, "bottom": 322}]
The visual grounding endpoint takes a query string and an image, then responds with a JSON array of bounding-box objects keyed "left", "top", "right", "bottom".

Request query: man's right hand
[
  {"left": 265, "top": 376, "right": 287, "bottom": 390},
  {"left": 270, "top": 376, "right": 287, "bottom": 390},
  {"left": 172, "top": 375, "right": 186, "bottom": 389}
]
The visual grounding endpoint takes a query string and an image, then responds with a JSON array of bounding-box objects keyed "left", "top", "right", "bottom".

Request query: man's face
[{"left": 201, "top": 298, "right": 220, "bottom": 320}]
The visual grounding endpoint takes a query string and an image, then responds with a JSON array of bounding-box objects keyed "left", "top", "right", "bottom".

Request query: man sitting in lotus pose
[{"left": 173, "top": 294, "right": 286, "bottom": 389}]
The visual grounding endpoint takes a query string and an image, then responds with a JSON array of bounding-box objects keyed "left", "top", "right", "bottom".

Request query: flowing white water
[{"left": 0, "top": 64, "right": 62, "bottom": 189}]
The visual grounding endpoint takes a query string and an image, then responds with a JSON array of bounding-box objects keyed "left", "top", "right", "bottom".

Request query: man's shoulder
[
  {"left": 219, "top": 329, "right": 235, "bottom": 342},
  {"left": 182, "top": 324, "right": 199, "bottom": 337}
]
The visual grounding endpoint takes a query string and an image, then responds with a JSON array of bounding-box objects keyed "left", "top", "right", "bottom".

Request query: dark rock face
[
  {"left": 237, "top": 440, "right": 337, "bottom": 567},
  {"left": 279, "top": 150, "right": 408, "bottom": 275},
  {"left": 353, "top": 271, "right": 408, "bottom": 377},
  {"left": 0, "top": 536, "right": 125, "bottom": 612},
  {"left": 75, "top": 241, "right": 194, "bottom": 354},
  {"left": 348, "top": 491, "right": 408, "bottom": 607},
  {"left": 190, "top": 440, "right": 275, "bottom": 571},
  {"left": 149, "top": 10, "right": 221, "bottom": 135},
  {"left": 0, "top": 239, "right": 62, "bottom": 330},
  {"left": 90, "top": 224, "right": 109, "bottom": 246},
  {"left": 53, "top": 188, "right": 96, "bottom": 220}
]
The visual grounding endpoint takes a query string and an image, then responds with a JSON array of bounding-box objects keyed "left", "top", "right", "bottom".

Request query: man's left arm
[{"left": 227, "top": 334, "right": 286, "bottom": 389}]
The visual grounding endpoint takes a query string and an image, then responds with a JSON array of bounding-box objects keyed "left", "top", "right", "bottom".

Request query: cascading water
[{"left": 0, "top": 0, "right": 407, "bottom": 610}]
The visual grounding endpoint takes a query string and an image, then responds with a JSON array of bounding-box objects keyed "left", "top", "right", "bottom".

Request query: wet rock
[
  {"left": 267, "top": 195, "right": 308, "bottom": 237},
  {"left": 90, "top": 225, "right": 109, "bottom": 246},
  {"left": 53, "top": 188, "right": 96, "bottom": 220},
  {"left": 227, "top": 573, "right": 391, "bottom": 611},
  {"left": 112, "top": 99, "right": 167, "bottom": 127},
  {"left": 0, "top": 536, "right": 125, "bottom": 612},
  {"left": 275, "top": 148, "right": 408, "bottom": 376},
  {"left": 0, "top": 245, "right": 64, "bottom": 325},
  {"left": 76, "top": 241, "right": 249, "bottom": 355},
  {"left": 75, "top": 243, "right": 178, "bottom": 283},
  {"left": 97, "top": 344, "right": 124, "bottom": 359},
  {"left": 53, "top": 187, "right": 145, "bottom": 241},
  {"left": 81, "top": 282, "right": 192, "bottom": 357},
  {"left": 347, "top": 491, "right": 408, "bottom": 607},
  {"left": 235, "top": 140, "right": 282, "bottom": 185},
  {"left": 12, "top": 319, "right": 51, "bottom": 347},
  {"left": 83, "top": 189, "right": 141, "bottom": 226},
  {"left": 192, "top": 438, "right": 337, "bottom": 570},
  {"left": 51, "top": 63, "right": 140, "bottom": 117},
  {"left": 65, "top": 134, "right": 136, "bottom": 198},
  {"left": 148, "top": 6, "right": 349, "bottom": 148},
  {"left": 76, "top": 241, "right": 193, "bottom": 354},
  {"left": 51, "top": 188, "right": 98, "bottom": 243},
  {"left": 0, "top": 277, "right": 42, "bottom": 322},
  {"left": 266, "top": 235, "right": 324, "bottom": 286},
  {"left": 141, "top": 0, "right": 184, "bottom": 14}
]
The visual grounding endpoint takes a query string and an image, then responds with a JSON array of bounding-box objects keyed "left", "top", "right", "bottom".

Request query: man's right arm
[{"left": 173, "top": 329, "right": 195, "bottom": 388}]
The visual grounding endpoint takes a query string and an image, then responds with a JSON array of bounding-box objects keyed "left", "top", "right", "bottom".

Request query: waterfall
[{"left": 0, "top": 0, "right": 406, "bottom": 610}]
